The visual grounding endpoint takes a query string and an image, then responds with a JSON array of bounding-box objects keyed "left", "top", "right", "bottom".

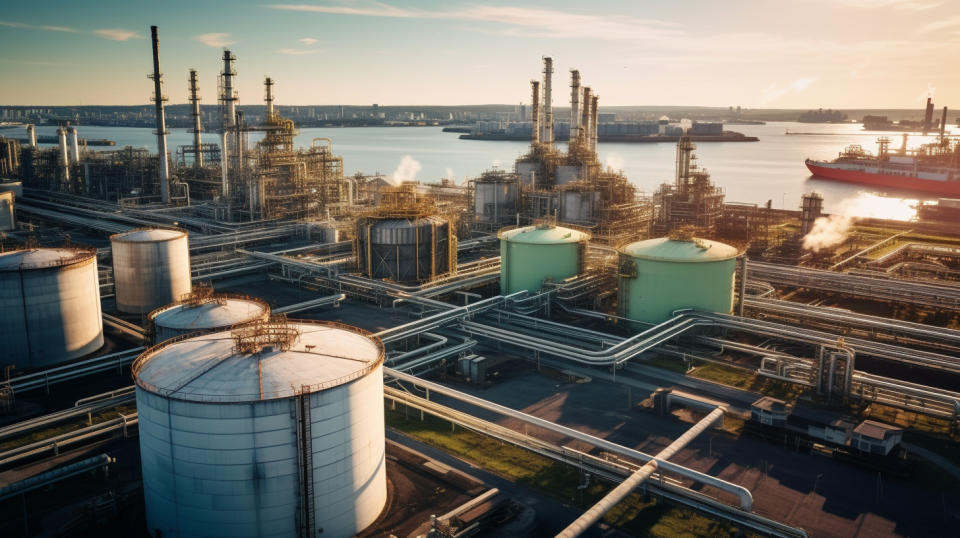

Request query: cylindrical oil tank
[
  {"left": 111, "top": 228, "right": 191, "bottom": 314},
  {"left": 617, "top": 237, "right": 739, "bottom": 324},
  {"left": 0, "top": 191, "right": 13, "bottom": 232},
  {"left": 499, "top": 224, "right": 589, "bottom": 294},
  {"left": 555, "top": 164, "right": 582, "bottom": 185},
  {"left": 0, "top": 181, "right": 23, "bottom": 198},
  {"left": 0, "top": 248, "right": 103, "bottom": 369},
  {"left": 355, "top": 215, "right": 455, "bottom": 283},
  {"left": 474, "top": 175, "right": 519, "bottom": 226},
  {"left": 134, "top": 320, "right": 387, "bottom": 538},
  {"left": 558, "top": 188, "right": 600, "bottom": 225},
  {"left": 148, "top": 294, "right": 270, "bottom": 343},
  {"left": 515, "top": 161, "right": 539, "bottom": 186}
]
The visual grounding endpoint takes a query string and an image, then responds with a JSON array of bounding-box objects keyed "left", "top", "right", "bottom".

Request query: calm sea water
[{"left": 7, "top": 121, "right": 949, "bottom": 216}]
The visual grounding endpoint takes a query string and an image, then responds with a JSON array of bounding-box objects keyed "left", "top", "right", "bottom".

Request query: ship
[{"left": 806, "top": 135, "right": 960, "bottom": 196}]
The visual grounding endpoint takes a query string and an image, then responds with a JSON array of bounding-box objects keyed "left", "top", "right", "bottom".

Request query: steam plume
[{"left": 388, "top": 155, "right": 422, "bottom": 184}]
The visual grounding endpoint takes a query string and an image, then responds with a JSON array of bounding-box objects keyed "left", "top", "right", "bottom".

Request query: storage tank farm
[
  {"left": 617, "top": 235, "right": 740, "bottom": 324},
  {"left": 133, "top": 318, "right": 387, "bottom": 538},
  {"left": 111, "top": 227, "right": 191, "bottom": 314},
  {"left": 499, "top": 223, "right": 590, "bottom": 293},
  {"left": 147, "top": 286, "right": 270, "bottom": 342},
  {"left": 0, "top": 248, "right": 104, "bottom": 369},
  {"left": 355, "top": 183, "right": 456, "bottom": 283}
]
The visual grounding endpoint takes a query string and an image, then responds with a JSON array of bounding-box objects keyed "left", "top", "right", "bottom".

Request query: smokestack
[
  {"left": 580, "top": 87, "right": 592, "bottom": 147},
  {"left": 542, "top": 57, "right": 554, "bottom": 148},
  {"left": 221, "top": 50, "right": 237, "bottom": 128},
  {"left": 569, "top": 69, "right": 581, "bottom": 146},
  {"left": 923, "top": 97, "right": 934, "bottom": 135},
  {"left": 941, "top": 106, "right": 948, "bottom": 139},
  {"left": 150, "top": 25, "right": 170, "bottom": 204},
  {"left": 591, "top": 95, "right": 599, "bottom": 153},
  {"left": 68, "top": 126, "right": 80, "bottom": 164},
  {"left": 25, "top": 124, "right": 36, "bottom": 148},
  {"left": 530, "top": 80, "right": 540, "bottom": 145},
  {"left": 189, "top": 69, "right": 203, "bottom": 167},
  {"left": 264, "top": 77, "right": 275, "bottom": 119},
  {"left": 57, "top": 126, "right": 70, "bottom": 182}
]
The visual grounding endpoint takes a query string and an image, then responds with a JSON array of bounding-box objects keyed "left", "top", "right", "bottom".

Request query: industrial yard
[{"left": 1, "top": 23, "right": 960, "bottom": 538}]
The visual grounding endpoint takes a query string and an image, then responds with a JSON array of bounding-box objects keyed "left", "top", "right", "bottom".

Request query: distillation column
[
  {"left": 264, "top": 77, "right": 275, "bottom": 119},
  {"left": 67, "top": 126, "right": 80, "bottom": 164},
  {"left": 542, "top": 57, "right": 554, "bottom": 148},
  {"left": 188, "top": 69, "right": 203, "bottom": 167},
  {"left": 530, "top": 80, "right": 540, "bottom": 146},
  {"left": 220, "top": 50, "right": 237, "bottom": 198},
  {"left": 590, "top": 95, "right": 599, "bottom": 154},
  {"left": 569, "top": 69, "right": 581, "bottom": 147},
  {"left": 25, "top": 124, "right": 37, "bottom": 148},
  {"left": 57, "top": 126, "right": 69, "bottom": 182},
  {"left": 580, "top": 87, "right": 592, "bottom": 148},
  {"left": 150, "top": 25, "right": 171, "bottom": 204}
]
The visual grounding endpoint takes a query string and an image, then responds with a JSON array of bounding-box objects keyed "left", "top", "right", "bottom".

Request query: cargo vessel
[{"left": 805, "top": 135, "right": 960, "bottom": 196}]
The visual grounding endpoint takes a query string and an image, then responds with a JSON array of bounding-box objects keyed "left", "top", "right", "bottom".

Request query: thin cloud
[
  {"left": 760, "top": 76, "right": 818, "bottom": 104},
  {"left": 0, "top": 20, "right": 78, "bottom": 33},
  {"left": 919, "top": 15, "right": 960, "bottom": 33},
  {"left": 298, "top": 37, "right": 318, "bottom": 45},
  {"left": 276, "top": 48, "right": 319, "bottom": 55},
  {"left": 94, "top": 29, "right": 142, "bottom": 41},
  {"left": 267, "top": 3, "right": 681, "bottom": 41},
  {"left": 194, "top": 32, "right": 235, "bottom": 48},
  {"left": 812, "top": 0, "right": 943, "bottom": 10}
]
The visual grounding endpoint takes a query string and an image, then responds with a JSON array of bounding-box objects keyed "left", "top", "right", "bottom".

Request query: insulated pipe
[
  {"left": 67, "top": 126, "right": 80, "bottom": 164},
  {"left": 530, "top": 80, "right": 540, "bottom": 145},
  {"left": 569, "top": 69, "right": 581, "bottom": 144},
  {"left": 25, "top": 124, "right": 36, "bottom": 148},
  {"left": 150, "top": 26, "right": 170, "bottom": 204},
  {"left": 385, "top": 369, "right": 752, "bottom": 510},
  {"left": 220, "top": 131, "right": 229, "bottom": 197},
  {"left": 542, "top": 57, "right": 554, "bottom": 147},
  {"left": 557, "top": 407, "right": 725, "bottom": 537},
  {"left": 580, "top": 87, "right": 592, "bottom": 147},
  {"left": 590, "top": 94, "right": 599, "bottom": 153},
  {"left": 189, "top": 69, "right": 203, "bottom": 167}
]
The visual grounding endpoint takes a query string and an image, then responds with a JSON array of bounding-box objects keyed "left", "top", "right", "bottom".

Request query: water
[{"left": 5, "top": 121, "right": 948, "bottom": 216}]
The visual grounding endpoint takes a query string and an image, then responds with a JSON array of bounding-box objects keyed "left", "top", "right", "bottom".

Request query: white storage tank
[
  {"left": 0, "top": 190, "right": 13, "bottom": 232},
  {"left": 134, "top": 319, "right": 387, "bottom": 538},
  {"left": 147, "top": 291, "right": 270, "bottom": 343},
  {"left": 111, "top": 228, "right": 191, "bottom": 314},
  {"left": 0, "top": 248, "right": 103, "bottom": 369}
]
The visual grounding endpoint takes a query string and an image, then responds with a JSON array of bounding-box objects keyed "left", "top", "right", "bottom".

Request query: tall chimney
[
  {"left": 68, "top": 126, "right": 80, "bottom": 164},
  {"left": 189, "top": 69, "right": 203, "bottom": 167},
  {"left": 923, "top": 97, "right": 934, "bottom": 135},
  {"left": 569, "top": 69, "right": 581, "bottom": 148},
  {"left": 150, "top": 25, "right": 170, "bottom": 204},
  {"left": 590, "top": 95, "right": 599, "bottom": 153},
  {"left": 542, "top": 57, "right": 554, "bottom": 148},
  {"left": 221, "top": 50, "right": 237, "bottom": 129},
  {"left": 530, "top": 80, "right": 540, "bottom": 145},
  {"left": 940, "top": 106, "right": 948, "bottom": 139},
  {"left": 581, "top": 87, "right": 592, "bottom": 148},
  {"left": 264, "top": 77, "right": 275, "bottom": 119},
  {"left": 57, "top": 126, "right": 70, "bottom": 182},
  {"left": 25, "top": 124, "right": 36, "bottom": 148}
]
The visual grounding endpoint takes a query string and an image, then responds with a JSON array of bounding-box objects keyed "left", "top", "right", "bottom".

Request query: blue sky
[{"left": 1, "top": 0, "right": 958, "bottom": 108}]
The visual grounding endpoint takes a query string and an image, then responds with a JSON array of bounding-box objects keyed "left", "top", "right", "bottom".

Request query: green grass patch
[
  {"left": 690, "top": 363, "right": 803, "bottom": 401},
  {"left": 642, "top": 355, "right": 690, "bottom": 374},
  {"left": 385, "top": 404, "right": 745, "bottom": 536}
]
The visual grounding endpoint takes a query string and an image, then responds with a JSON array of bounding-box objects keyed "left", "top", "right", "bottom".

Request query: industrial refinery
[{"left": 1, "top": 23, "right": 960, "bottom": 538}]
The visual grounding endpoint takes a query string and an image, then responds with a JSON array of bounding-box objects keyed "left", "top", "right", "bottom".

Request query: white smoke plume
[
  {"left": 444, "top": 167, "right": 455, "bottom": 181},
  {"left": 605, "top": 152, "right": 625, "bottom": 171},
  {"left": 803, "top": 214, "right": 852, "bottom": 252},
  {"left": 802, "top": 192, "right": 917, "bottom": 252},
  {"left": 388, "top": 155, "right": 422, "bottom": 184}
]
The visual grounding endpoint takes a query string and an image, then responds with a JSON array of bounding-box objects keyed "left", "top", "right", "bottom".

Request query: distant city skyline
[{"left": 1, "top": 0, "right": 958, "bottom": 108}]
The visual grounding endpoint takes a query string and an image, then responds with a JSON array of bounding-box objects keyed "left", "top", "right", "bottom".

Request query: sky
[{"left": 1, "top": 0, "right": 959, "bottom": 108}]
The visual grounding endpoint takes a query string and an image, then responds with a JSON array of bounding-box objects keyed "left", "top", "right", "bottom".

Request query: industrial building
[{"left": 0, "top": 31, "right": 959, "bottom": 538}]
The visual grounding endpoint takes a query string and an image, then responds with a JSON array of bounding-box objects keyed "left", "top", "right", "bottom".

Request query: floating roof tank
[
  {"left": 133, "top": 319, "right": 386, "bottom": 538},
  {"left": 499, "top": 224, "right": 589, "bottom": 294},
  {"left": 147, "top": 289, "right": 270, "bottom": 343},
  {"left": 0, "top": 248, "right": 103, "bottom": 369},
  {"left": 111, "top": 228, "right": 191, "bottom": 314},
  {"left": 618, "top": 236, "right": 739, "bottom": 324}
]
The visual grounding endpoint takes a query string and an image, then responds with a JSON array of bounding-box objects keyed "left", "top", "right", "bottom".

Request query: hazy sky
[{"left": 1, "top": 0, "right": 958, "bottom": 108}]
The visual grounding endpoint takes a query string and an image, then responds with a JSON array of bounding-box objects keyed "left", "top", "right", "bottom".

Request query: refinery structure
[{"left": 1, "top": 26, "right": 960, "bottom": 538}]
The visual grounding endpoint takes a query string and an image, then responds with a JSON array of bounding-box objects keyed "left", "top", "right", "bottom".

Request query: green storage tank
[
  {"left": 500, "top": 224, "right": 589, "bottom": 294},
  {"left": 618, "top": 237, "right": 739, "bottom": 324}
]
